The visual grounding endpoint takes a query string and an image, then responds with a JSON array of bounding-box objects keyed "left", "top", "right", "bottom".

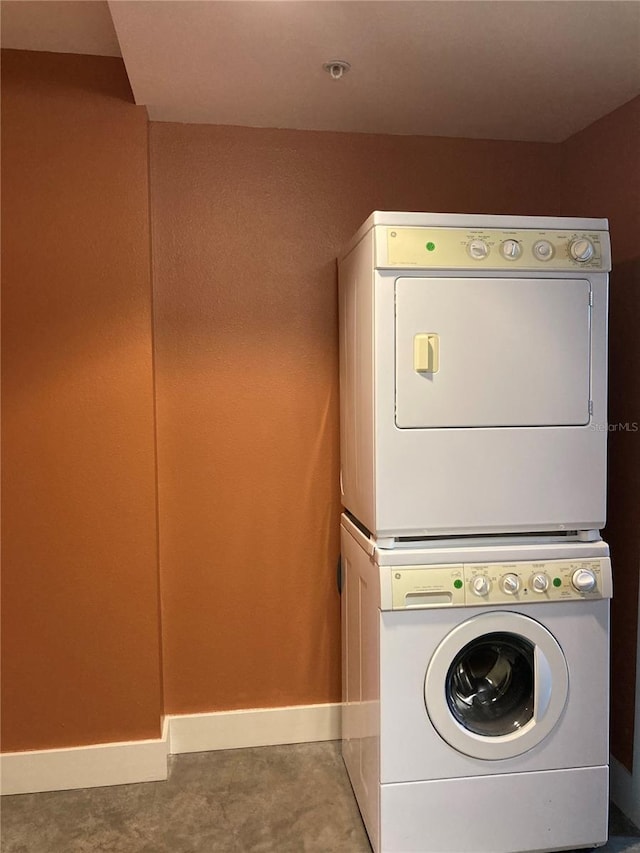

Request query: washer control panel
[
  {"left": 385, "top": 227, "right": 610, "bottom": 271},
  {"left": 390, "top": 558, "right": 612, "bottom": 610}
]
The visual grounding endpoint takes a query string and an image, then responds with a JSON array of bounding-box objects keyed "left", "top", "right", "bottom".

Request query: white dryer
[
  {"left": 341, "top": 513, "right": 612, "bottom": 853},
  {"left": 338, "top": 212, "right": 611, "bottom": 540}
]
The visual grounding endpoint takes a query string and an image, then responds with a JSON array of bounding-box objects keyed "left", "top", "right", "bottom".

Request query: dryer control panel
[
  {"left": 383, "top": 227, "right": 611, "bottom": 271},
  {"left": 389, "top": 558, "right": 612, "bottom": 610}
]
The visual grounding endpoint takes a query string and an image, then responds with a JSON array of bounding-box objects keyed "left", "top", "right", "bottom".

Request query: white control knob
[
  {"left": 572, "top": 568, "right": 597, "bottom": 593},
  {"left": 500, "top": 239, "right": 522, "bottom": 260},
  {"left": 533, "top": 240, "right": 554, "bottom": 261},
  {"left": 531, "top": 573, "right": 549, "bottom": 593},
  {"left": 468, "top": 239, "right": 490, "bottom": 260},
  {"left": 500, "top": 573, "right": 520, "bottom": 594},
  {"left": 472, "top": 576, "right": 491, "bottom": 596},
  {"left": 569, "top": 238, "right": 595, "bottom": 263}
]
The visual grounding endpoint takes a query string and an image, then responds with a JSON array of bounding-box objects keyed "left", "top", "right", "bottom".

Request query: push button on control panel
[{"left": 532, "top": 240, "right": 554, "bottom": 261}]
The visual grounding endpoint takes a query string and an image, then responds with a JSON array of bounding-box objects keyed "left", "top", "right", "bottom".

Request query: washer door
[{"left": 424, "top": 612, "right": 568, "bottom": 760}]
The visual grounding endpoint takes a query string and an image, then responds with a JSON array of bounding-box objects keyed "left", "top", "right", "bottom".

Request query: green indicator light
[
  {"left": 426, "top": 241, "right": 436, "bottom": 252},
  {"left": 553, "top": 577, "right": 562, "bottom": 587},
  {"left": 454, "top": 579, "right": 463, "bottom": 589}
]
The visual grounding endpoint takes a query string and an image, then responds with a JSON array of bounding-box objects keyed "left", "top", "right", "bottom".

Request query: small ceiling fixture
[{"left": 323, "top": 60, "right": 351, "bottom": 80}]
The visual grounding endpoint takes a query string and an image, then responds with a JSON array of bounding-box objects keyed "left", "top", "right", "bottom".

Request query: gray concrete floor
[{"left": 1, "top": 742, "right": 639, "bottom": 853}]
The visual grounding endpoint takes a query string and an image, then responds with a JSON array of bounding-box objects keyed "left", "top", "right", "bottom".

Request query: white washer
[
  {"left": 341, "top": 514, "right": 612, "bottom": 853},
  {"left": 338, "top": 212, "right": 611, "bottom": 540}
]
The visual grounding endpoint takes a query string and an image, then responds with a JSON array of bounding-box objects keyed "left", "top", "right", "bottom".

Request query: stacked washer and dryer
[{"left": 337, "top": 212, "right": 613, "bottom": 853}]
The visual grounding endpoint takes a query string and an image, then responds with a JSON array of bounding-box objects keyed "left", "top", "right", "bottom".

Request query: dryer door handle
[{"left": 414, "top": 333, "right": 440, "bottom": 374}]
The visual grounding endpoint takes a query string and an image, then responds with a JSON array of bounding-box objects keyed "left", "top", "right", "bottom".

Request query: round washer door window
[{"left": 424, "top": 612, "right": 568, "bottom": 760}]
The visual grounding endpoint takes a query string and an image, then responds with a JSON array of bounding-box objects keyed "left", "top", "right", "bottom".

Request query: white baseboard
[
  {"left": 0, "top": 704, "right": 341, "bottom": 796},
  {"left": 0, "top": 718, "right": 170, "bottom": 796},
  {"left": 610, "top": 756, "right": 640, "bottom": 828},
  {"left": 167, "top": 702, "right": 341, "bottom": 754}
]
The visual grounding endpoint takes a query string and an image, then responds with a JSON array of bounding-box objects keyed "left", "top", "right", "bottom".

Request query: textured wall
[
  {"left": 3, "top": 47, "right": 637, "bottom": 757},
  {"left": 561, "top": 97, "right": 640, "bottom": 264},
  {"left": 1, "top": 50, "right": 162, "bottom": 751},
  {"left": 607, "top": 256, "right": 640, "bottom": 773},
  {"left": 149, "top": 123, "right": 559, "bottom": 714},
  {"left": 561, "top": 96, "right": 640, "bottom": 771}
]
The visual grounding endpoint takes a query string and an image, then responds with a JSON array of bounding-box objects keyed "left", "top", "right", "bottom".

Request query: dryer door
[
  {"left": 424, "top": 611, "right": 568, "bottom": 760},
  {"left": 395, "top": 276, "right": 591, "bottom": 428}
]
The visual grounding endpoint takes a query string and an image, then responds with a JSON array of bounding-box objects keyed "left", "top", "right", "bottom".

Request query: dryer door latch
[{"left": 414, "top": 333, "right": 440, "bottom": 374}]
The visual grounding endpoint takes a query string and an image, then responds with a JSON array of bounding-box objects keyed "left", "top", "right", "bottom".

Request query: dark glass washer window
[{"left": 446, "top": 632, "right": 534, "bottom": 737}]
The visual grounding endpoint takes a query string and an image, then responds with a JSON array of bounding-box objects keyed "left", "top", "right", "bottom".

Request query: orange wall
[
  {"left": 561, "top": 96, "right": 640, "bottom": 771},
  {"left": 561, "top": 96, "right": 640, "bottom": 263},
  {"left": 149, "top": 123, "right": 560, "bottom": 714},
  {"left": 1, "top": 51, "right": 162, "bottom": 751},
  {"left": 3, "top": 48, "right": 637, "bottom": 757}
]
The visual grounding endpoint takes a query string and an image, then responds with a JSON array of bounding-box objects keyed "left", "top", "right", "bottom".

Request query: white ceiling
[{"left": 2, "top": 1, "right": 639, "bottom": 142}]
